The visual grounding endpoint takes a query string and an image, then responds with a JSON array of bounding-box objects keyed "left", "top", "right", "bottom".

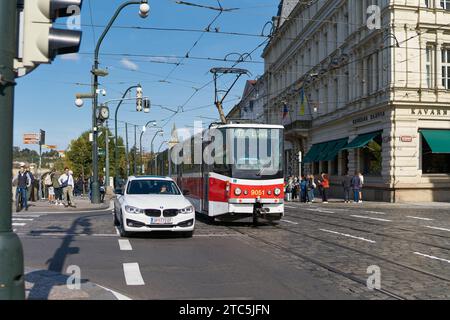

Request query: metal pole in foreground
[
  {"left": 105, "top": 121, "right": 110, "bottom": 190},
  {"left": 125, "top": 122, "right": 129, "bottom": 177},
  {"left": 0, "top": 0, "right": 25, "bottom": 300},
  {"left": 134, "top": 125, "right": 137, "bottom": 175}
]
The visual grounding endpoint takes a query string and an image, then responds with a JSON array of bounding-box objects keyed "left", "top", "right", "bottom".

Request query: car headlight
[
  {"left": 274, "top": 188, "right": 281, "bottom": 196},
  {"left": 234, "top": 188, "right": 242, "bottom": 196},
  {"left": 125, "top": 205, "right": 144, "bottom": 214},
  {"left": 178, "top": 205, "right": 194, "bottom": 214}
]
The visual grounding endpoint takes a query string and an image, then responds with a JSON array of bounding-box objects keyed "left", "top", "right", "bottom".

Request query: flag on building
[
  {"left": 282, "top": 103, "right": 290, "bottom": 125},
  {"left": 299, "top": 87, "right": 307, "bottom": 116}
]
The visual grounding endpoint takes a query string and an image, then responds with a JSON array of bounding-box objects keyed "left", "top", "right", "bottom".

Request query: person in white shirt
[{"left": 58, "top": 167, "right": 76, "bottom": 208}]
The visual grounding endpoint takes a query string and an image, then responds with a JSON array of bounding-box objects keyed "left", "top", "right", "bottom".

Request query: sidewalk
[
  {"left": 14, "top": 196, "right": 111, "bottom": 213},
  {"left": 25, "top": 267, "right": 127, "bottom": 300}
]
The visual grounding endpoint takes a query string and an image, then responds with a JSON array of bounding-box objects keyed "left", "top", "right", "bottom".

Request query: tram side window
[
  {"left": 422, "top": 139, "right": 450, "bottom": 174},
  {"left": 360, "top": 135, "right": 382, "bottom": 176}
]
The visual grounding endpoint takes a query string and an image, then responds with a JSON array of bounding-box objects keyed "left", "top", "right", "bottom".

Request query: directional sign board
[{"left": 23, "top": 133, "right": 40, "bottom": 145}]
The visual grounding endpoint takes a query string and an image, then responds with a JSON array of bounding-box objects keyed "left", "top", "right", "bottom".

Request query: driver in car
[{"left": 159, "top": 185, "right": 169, "bottom": 194}]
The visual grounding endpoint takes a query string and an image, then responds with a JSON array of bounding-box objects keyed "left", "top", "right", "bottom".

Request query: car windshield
[{"left": 127, "top": 180, "right": 181, "bottom": 195}]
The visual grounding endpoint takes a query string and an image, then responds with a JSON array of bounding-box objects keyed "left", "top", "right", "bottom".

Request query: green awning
[
  {"left": 323, "top": 138, "right": 348, "bottom": 161},
  {"left": 344, "top": 131, "right": 382, "bottom": 150},
  {"left": 303, "top": 144, "right": 321, "bottom": 163},
  {"left": 421, "top": 130, "right": 450, "bottom": 153},
  {"left": 304, "top": 138, "right": 349, "bottom": 163}
]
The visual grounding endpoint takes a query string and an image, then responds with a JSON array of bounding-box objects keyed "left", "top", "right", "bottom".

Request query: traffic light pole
[
  {"left": 0, "top": 0, "right": 25, "bottom": 300},
  {"left": 91, "top": 1, "right": 143, "bottom": 203}
]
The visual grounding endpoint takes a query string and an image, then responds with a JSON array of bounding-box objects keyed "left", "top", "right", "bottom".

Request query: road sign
[{"left": 23, "top": 133, "right": 40, "bottom": 145}]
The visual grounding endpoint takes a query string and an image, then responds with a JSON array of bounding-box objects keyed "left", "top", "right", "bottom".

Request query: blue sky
[{"left": 14, "top": 0, "right": 278, "bottom": 153}]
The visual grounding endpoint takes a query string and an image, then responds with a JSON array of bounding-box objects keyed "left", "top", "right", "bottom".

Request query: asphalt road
[{"left": 14, "top": 200, "right": 450, "bottom": 300}]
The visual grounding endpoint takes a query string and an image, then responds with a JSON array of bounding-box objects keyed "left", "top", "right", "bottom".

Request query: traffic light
[
  {"left": 15, "top": 0, "right": 83, "bottom": 76},
  {"left": 136, "top": 86, "right": 143, "bottom": 112},
  {"left": 143, "top": 98, "right": 151, "bottom": 113}
]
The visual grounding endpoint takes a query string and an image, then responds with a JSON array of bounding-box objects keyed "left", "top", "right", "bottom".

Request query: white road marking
[
  {"left": 123, "top": 263, "right": 145, "bottom": 286},
  {"left": 18, "top": 232, "right": 118, "bottom": 237},
  {"left": 414, "top": 252, "right": 450, "bottom": 264},
  {"left": 96, "top": 285, "right": 132, "bottom": 300},
  {"left": 407, "top": 216, "right": 434, "bottom": 221},
  {"left": 281, "top": 219, "right": 299, "bottom": 225},
  {"left": 12, "top": 223, "right": 26, "bottom": 226},
  {"left": 426, "top": 226, "right": 450, "bottom": 233},
  {"left": 320, "top": 229, "right": 376, "bottom": 243},
  {"left": 118, "top": 239, "right": 133, "bottom": 251},
  {"left": 363, "top": 211, "right": 386, "bottom": 215},
  {"left": 12, "top": 218, "right": 33, "bottom": 221},
  {"left": 285, "top": 205, "right": 297, "bottom": 209},
  {"left": 13, "top": 214, "right": 40, "bottom": 218},
  {"left": 193, "top": 234, "right": 246, "bottom": 237},
  {"left": 305, "top": 208, "right": 335, "bottom": 214},
  {"left": 350, "top": 215, "right": 392, "bottom": 222}
]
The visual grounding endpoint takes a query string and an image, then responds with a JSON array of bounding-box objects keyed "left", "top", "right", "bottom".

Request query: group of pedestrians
[
  {"left": 285, "top": 171, "right": 364, "bottom": 204},
  {"left": 43, "top": 167, "right": 77, "bottom": 208}
]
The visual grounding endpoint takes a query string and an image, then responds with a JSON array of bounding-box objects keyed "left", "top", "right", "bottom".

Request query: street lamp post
[
  {"left": 151, "top": 130, "right": 164, "bottom": 175},
  {"left": 0, "top": 1, "right": 25, "bottom": 300},
  {"left": 91, "top": 0, "right": 150, "bottom": 204},
  {"left": 113, "top": 84, "right": 141, "bottom": 187},
  {"left": 156, "top": 141, "right": 168, "bottom": 175},
  {"left": 139, "top": 121, "right": 158, "bottom": 174}
]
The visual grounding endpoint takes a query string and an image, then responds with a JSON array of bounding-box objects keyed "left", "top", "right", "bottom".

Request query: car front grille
[
  {"left": 144, "top": 209, "right": 161, "bottom": 217},
  {"left": 163, "top": 209, "right": 178, "bottom": 217}
]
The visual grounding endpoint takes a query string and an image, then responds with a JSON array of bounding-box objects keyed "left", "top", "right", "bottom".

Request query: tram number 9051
[{"left": 250, "top": 190, "right": 265, "bottom": 196}]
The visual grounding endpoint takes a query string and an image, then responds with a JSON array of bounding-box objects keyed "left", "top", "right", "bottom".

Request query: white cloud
[
  {"left": 60, "top": 53, "right": 80, "bottom": 61},
  {"left": 120, "top": 58, "right": 139, "bottom": 71}
]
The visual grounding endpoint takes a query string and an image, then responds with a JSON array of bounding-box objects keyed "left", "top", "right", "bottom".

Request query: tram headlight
[
  {"left": 274, "top": 188, "right": 281, "bottom": 196},
  {"left": 234, "top": 188, "right": 242, "bottom": 196}
]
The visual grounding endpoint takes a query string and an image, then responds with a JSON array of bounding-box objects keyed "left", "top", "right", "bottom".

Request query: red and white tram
[{"left": 157, "top": 123, "right": 284, "bottom": 224}]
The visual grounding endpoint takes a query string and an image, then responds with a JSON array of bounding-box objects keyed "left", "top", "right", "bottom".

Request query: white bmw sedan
[{"left": 114, "top": 176, "right": 195, "bottom": 237}]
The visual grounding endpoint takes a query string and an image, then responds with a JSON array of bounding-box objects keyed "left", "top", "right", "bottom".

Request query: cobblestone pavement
[{"left": 14, "top": 200, "right": 450, "bottom": 299}]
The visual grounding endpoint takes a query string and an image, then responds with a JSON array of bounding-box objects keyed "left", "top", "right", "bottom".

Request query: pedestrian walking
[
  {"left": 351, "top": 171, "right": 363, "bottom": 203},
  {"left": 300, "top": 175, "right": 307, "bottom": 203},
  {"left": 52, "top": 170, "right": 63, "bottom": 205},
  {"left": 292, "top": 177, "right": 299, "bottom": 201},
  {"left": 285, "top": 176, "right": 293, "bottom": 202},
  {"left": 59, "top": 168, "right": 76, "bottom": 208},
  {"left": 318, "top": 173, "right": 330, "bottom": 203},
  {"left": 306, "top": 174, "right": 316, "bottom": 203},
  {"left": 12, "top": 164, "right": 31, "bottom": 211},
  {"left": 44, "top": 172, "right": 53, "bottom": 199},
  {"left": 99, "top": 176, "right": 106, "bottom": 203},
  {"left": 342, "top": 172, "right": 352, "bottom": 203},
  {"left": 25, "top": 167, "right": 35, "bottom": 202},
  {"left": 358, "top": 172, "right": 364, "bottom": 203}
]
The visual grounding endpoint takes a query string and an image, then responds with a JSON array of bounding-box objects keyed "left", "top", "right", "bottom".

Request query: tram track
[
  {"left": 219, "top": 215, "right": 450, "bottom": 300},
  {"left": 282, "top": 209, "right": 450, "bottom": 252}
]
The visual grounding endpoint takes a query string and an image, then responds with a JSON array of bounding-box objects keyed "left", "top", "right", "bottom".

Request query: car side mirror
[{"left": 183, "top": 190, "right": 190, "bottom": 196}]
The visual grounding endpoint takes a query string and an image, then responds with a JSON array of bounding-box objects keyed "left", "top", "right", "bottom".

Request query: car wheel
[
  {"left": 113, "top": 211, "right": 120, "bottom": 226},
  {"left": 119, "top": 214, "right": 131, "bottom": 238}
]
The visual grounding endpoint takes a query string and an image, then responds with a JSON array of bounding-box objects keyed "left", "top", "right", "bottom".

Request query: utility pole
[
  {"left": 125, "top": 122, "right": 129, "bottom": 177},
  {"left": 134, "top": 125, "right": 137, "bottom": 175},
  {"left": 38, "top": 129, "right": 45, "bottom": 200},
  {"left": 105, "top": 121, "right": 110, "bottom": 189},
  {"left": 0, "top": 0, "right": 25, "bottom": 300}
]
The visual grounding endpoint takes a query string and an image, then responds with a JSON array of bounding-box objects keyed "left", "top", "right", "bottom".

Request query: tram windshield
[{"left": 213, "top": 127, "right": 284, "bottom": 180}]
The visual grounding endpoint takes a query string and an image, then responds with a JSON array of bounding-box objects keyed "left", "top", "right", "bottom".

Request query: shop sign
[
  {"left": 410, "top": 109, "right": 448, "bottom": 116},
  {"left": 353, "top": 111, "right": 385, "bottom": 125},
  {"left": 400, "top": 136, "right": 413, "bottom": 142}
]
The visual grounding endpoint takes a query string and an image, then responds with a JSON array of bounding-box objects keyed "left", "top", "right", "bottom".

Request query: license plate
[{"left": 150, "top": 217, "right": 173, "bottom": 225}]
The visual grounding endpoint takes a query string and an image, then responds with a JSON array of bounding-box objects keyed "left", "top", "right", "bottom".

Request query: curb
[{"left": 13, "top": 200, "right": 113, "bottom": 214}]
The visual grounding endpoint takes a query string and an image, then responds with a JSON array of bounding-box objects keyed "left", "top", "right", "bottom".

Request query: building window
[
  {"left": 422, "top": 136, "right": 450, "bottom": 174},
  {"left": 441, "top": 0, "right": 450, "bottom": 10},
  {"left": 442, "top": 48, "right": 450, "bottom": 89},
  {"left": 360, "top": 135, "right": 382, "bottom": 176},
  {"left": 426, "top": 45, "right": 434, "bottom": 88}
]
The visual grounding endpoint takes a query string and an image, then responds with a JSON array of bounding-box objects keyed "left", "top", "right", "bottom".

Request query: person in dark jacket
[
  {"left": 351, "top": 171, "right": 363, "bottom": 203},
  {"left": 12, "top": 165, "right": 31, "bottom": 210},
  {"left": 342, "top": 172, "right": 352, "bottom": 203},
  {"left": 300, "top": 175, "right": 307, "bottom": 203}
]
